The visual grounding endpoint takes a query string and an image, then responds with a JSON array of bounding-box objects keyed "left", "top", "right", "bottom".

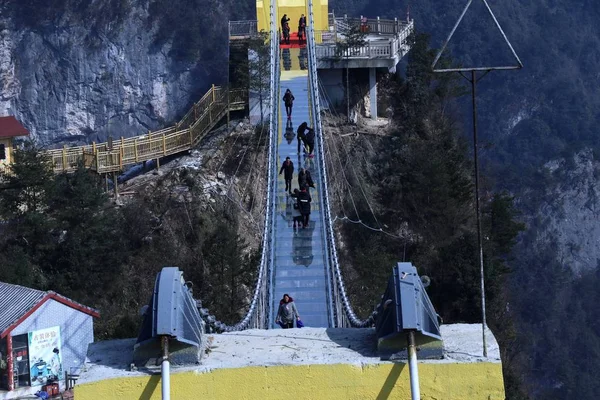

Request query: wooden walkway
[{"left": 46, "top": 85, "right": 246, "bottom": 174}]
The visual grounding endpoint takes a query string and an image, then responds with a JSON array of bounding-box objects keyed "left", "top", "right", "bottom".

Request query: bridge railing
[
  {"left": 46, "top": 86, "right": 246, "bottom": 174},
  {"left": 229, "top": 20, "right": 259, "bottom": 39},
  {"left": 309, "top": 4, "right": 376, "bottom": 328},
  {"left": 198, "top": 0, "right": 279, "bottom": 333},
  {"left": 314, "top": 19, "right": 414, "bottom": 61},
  {"left": 333, "top": 16, "right": 411, "bottom": 35}
]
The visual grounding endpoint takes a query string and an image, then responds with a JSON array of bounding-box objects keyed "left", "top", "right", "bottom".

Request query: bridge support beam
[{"left": 369, "top": 67, "right": 377, "bottom": 119}]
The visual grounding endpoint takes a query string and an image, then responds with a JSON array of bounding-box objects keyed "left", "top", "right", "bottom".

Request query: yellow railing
[{"left": 46, "top": 86, "right": 246, "bottom": 174}]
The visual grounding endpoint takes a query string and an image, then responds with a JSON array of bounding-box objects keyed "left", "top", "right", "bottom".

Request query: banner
[{"left": 28, "top": 326, "right": 62, "bottom": 386}]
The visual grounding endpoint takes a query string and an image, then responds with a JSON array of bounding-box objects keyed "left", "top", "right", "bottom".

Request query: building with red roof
[{"left": 0, "top": 116, "right": 30, "bottom": 170}]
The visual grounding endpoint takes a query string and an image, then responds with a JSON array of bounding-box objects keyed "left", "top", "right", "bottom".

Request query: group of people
[
  {"left": 280, "top": 14, "right": 307, "bottom": 44},
  {"left": 279, "top": 156, "right": 314, "bottom": 229},
  {"left": 282, "top": 90, "right": 315, "bottom": 156}
]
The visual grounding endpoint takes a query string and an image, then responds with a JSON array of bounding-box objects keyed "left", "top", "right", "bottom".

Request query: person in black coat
[
  {"left": 305, "top": 128, "right": 315, "bottom": 157},
  {"left": 297, "top": 187, "right": 311, "bottom": 228},
  {"left": 281, "top": 14, "right": 290, "bottom": 32},
  {"left": 279, "top": 156, "right": 294, "bottom": 194},
  {"left": 283, "top": 89, "right": 295, "bottom": 118},
  {"left": 298, "top": 167, "right": 314, "bottom": 190},
  {"left": 297, "top": 121, "right": 310, "bottom": 154},
  {"left": 298, "top": 14, "right": 307, "bottom": 41}
]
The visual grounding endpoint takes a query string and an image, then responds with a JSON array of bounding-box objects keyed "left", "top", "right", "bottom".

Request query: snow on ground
[{"left": 79, "top": 324, "right": 500, "bottom": 384}]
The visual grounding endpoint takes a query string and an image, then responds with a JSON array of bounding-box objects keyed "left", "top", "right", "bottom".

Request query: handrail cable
[
  {"left": 306, "top": 5, "right": 373, "bottom": 327},
  {"left": 198, "top": 0, "right": 280, "bottom": 332},
  {"left": 317, "top": 77, "right": 404, "bottom": 239}
]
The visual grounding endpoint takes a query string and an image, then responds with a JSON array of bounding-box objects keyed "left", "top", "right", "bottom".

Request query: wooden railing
[{"left": 46, "top": 86, "right": 246, "bottom": 174}]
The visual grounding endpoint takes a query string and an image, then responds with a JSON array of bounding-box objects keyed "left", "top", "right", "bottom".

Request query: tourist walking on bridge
[
  {"left": 276, "top": 294, "right": 300, "bottom": 329},
  {"left": 279, "top": 156, "right": 294, "bottom": 194},
  {"left": 297, "top": 121, "right": 310, "bottom": 154},
  {"left": 298, "top": 167, "right": 314, "bottom": 190},
  {"left": 283, "top": 89, "right": 295, "bottom": 118},
  {"left": 305, "top": 128, "right": 315, "bottom": 157},
  {"left": 297, "top": 186, "right": 312, "bottom": 228}
]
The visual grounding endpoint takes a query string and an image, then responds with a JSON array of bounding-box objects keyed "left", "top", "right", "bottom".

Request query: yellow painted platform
[
  {"left": 74, "top": 362, "right": 504, "bottom": 399},
  {"left": 257, "top": 0, "right": 328, "bottom": 33}
]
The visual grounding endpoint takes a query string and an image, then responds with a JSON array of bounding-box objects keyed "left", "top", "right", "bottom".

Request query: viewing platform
[{"left": 229, "top": 14, "right": 414, "bottom": 72}]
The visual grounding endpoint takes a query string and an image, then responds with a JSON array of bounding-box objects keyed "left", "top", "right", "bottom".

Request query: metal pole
[
  {"left": 161, "top": 336, "right": 170, "bottom": 400},
  {"left": 471, "top": 70, "right": 488, "bottom": 358},
  {"left": 407, "top": 331, "right": 420, "bottom": 400}
]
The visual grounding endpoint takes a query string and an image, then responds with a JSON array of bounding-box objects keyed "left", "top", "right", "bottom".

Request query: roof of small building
[
  {"left": 0, "top": 281, "right": 100, "bottom": 338},
  {"left": 0, "top": 116, "right": 29, "bottom": 138}
]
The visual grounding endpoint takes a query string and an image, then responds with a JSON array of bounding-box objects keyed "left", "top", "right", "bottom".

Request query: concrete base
[
  {"left": 74, "top": 325, "right": 504, "bottom": 399},
  {"left": 75, "top": 363, "right": 504, "bottom": 400}
]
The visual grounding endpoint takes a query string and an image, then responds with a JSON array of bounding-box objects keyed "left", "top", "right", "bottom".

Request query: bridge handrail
[
  {"left": 201, "top": 0, "right": 279, "bottom": 333},
  {"left": 308, "top": 4, "right": 373, "bottom": 328},
  {"left": 307, "top": 0, "right": 336, "bottom": 328}
]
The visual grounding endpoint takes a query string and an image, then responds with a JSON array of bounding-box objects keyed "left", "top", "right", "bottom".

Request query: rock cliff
[{"left": 0, "top": 1, "right": 232, "bottom": 146}]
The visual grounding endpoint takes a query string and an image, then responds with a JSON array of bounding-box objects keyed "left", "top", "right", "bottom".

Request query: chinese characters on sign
[{"left": 28, "top": 326, "right": 62, "bottom": 386}]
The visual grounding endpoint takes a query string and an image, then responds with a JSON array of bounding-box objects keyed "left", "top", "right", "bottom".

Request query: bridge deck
[{"left": 270, "top": 48, "right": 330, "bottom": 328}]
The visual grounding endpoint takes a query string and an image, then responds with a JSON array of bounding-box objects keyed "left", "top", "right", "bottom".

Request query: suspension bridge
[{"left": 25, "top": 0, "right": 506, "bottom": 398}]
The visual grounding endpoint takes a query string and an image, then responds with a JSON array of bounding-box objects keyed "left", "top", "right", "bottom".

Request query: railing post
[
  {"left": 394, "top": 17, "right": 398, "bottom": 34},
  {"left": 62, "top": 145, "right": 67, "bottom": 171},
  {"left": 189, "top": 128, "right": 194, "bottom": 147},
  {"left": 120, "top": 147, "right": 124, "bottom": 170},
  {"left": 377, "top": 16, "right": 381, "bottom": 34},
  {"left": 134, "top": 138, "right": 139, "bottom": 162},
  {"left": 163, "top": 133, "right": 167, "bottom": 156},
  {"left": 212, "top": 84, "right": 216, "bottom": 103}
]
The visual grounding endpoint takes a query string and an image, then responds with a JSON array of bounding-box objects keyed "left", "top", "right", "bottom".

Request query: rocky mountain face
[
  {"left": 529, "top": 149, "right": 600, "bottom": 274},
  {"left": 0, "top": 0, "right": 240, "bottom": 146}
]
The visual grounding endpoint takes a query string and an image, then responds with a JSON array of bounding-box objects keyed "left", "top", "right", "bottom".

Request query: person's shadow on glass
[
  {"left": 293, "top": 223, "right": 314, "bottom": 267},
  {"left": 285, "top": 119, "right": 295, "bottom": 144},
  {"left": 299, "top": 48, "right": 308, "bottom": 70},
  {"left": 282, "top": 48, "right": 291, "bottom": 71}
]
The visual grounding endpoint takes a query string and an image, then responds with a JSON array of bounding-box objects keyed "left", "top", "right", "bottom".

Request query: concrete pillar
[{"left": 369, "top": 67, "right": 377, "bottom": 120}]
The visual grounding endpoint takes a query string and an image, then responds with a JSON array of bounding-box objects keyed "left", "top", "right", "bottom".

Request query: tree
[
  {"left": 335, "top": 24, "right": 367, "bottom": 122},
  {"left": 242, "top": 32, "right": 271, "bottom": 125}
]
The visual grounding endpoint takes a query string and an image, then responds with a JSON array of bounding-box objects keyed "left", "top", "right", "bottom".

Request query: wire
[{"left": 318, "top": 77, "right": 405, "bottom": 239}]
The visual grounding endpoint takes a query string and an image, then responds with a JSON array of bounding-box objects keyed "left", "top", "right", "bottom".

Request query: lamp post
[{"left": 432, "top": 0, "right": 522, "bottom": 358}]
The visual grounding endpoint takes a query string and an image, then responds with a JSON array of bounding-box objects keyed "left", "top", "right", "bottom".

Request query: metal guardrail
[
  {"left": 308, "top": 1, "right": 371, "bottom": 328},
  {"left": 334, "top": 16, "right": 410, "bottom": 35},
  {"left": 202, "top": 0, "right": 279, "bottom": 333},
  {"left": 314, "top": 19, "right": 414, "bottom": 61},
  {"left": 229, "top": 20, "right": 259, "bottom": 38},
  {"left": 307, "top": 0, "right": 336, "bottom": 328},
  {"left": 46, "top": 87, "right": 246, "bottom": 174}
]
